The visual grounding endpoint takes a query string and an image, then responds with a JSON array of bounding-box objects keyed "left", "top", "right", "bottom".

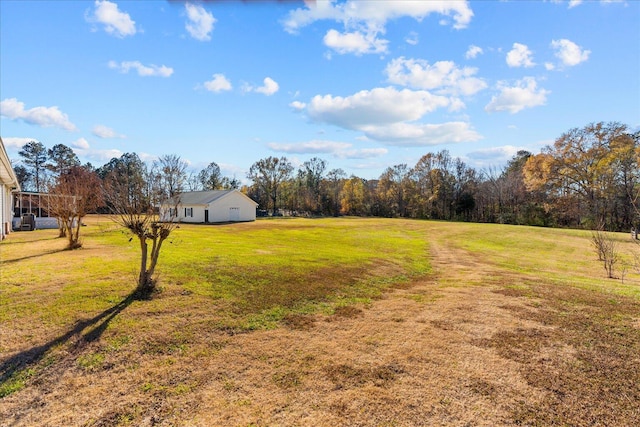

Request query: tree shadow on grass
[
  {"left": 0, "top": 235, "right": 60, "bottom": 246},
  {"left": 1, "top": 248, "right": 68, "bottom": 265},
  {"left": 0, "top": 290, "right": 137, "bottom": 390}
]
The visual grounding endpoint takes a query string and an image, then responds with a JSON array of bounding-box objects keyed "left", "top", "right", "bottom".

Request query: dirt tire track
[{"left": 181, "top": 241, "right": 551, "bottom": 426}]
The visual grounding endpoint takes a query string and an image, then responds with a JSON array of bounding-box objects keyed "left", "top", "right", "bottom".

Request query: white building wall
[
  {"left": 160, "top": 191, "right": 257, "bottom": 224},
  {"left": 206, "top": 192, "right": 256, "bottom": 223},
  {"left": 181, "top": 205, "right": 206, "bottom": 223},
  {"left": 1, "top": 186, "right": 15, "bottom": 239},
  {"left": 1, "top": 185, "right": 7, "bottom": 239}
]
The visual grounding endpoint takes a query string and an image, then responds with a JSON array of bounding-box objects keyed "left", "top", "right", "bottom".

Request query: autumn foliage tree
[
  {"left": 48, "top": 166, "right": 103, "bottom": 249},
  {"left": 524, "top": 122, "right": 639, "bottom": 230},
  {"left": 247, "top": 156, "right": 293, "bottom": 215}
]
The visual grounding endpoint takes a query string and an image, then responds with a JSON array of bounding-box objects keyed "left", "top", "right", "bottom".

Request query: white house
[
  {"left": 162, "top": 190, "right": 258, "bottom": 223},
  {"left": 0, "top": 137, "right": 21, "bottom": 240}
]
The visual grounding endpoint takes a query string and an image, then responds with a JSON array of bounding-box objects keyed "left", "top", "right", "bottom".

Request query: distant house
[
  {"left": 161, "top": 190, "right": 258, "bottom": 223},
  {"left": 0, "top": 138, "right": 21, "bottom": 240}
]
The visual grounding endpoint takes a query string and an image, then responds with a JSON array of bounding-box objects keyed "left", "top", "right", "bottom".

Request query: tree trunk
[
  {"left": 137, "top": 238, "right": 151, "bottom": 294},
  {"left": 146, "top": 235, "right": 166, "bottom": 281},
  {"left": 67, "top": 215, "right": 83, "bottom": 249},
  {"left": 57, "top": 218, "right": 67, "bottom": 238}
]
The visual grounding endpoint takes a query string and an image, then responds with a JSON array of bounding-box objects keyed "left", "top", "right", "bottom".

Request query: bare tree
[
  {"left": 48, "top": 166, "right": 103, "bottom": 249},
  {"left": 590, "top": 224, "right": 619, "bottom": 279},
  {"left": 155, "top": 154, "right": 188, "bottom": 200},
  {"left": 104, "top": 171, "right": 178, "bottom": 297}
]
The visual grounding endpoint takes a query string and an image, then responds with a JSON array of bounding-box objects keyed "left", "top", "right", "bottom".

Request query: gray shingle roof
[
  {"left": 173, "top": 190, "right": 257, "bottom": 206},
  {"left": 176, "top": 190, "right": 234, "bottom": 205}
]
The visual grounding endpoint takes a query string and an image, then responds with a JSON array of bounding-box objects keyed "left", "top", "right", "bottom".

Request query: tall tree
[
  {"left": 12, "top": 164, "right": 31, "bottom": 191},
  {"left": 524, "top": 122, "right": 636, "bottom": 229},
  {"left": 18, "top": 141, "right": 48, "bottom": 192},
  {"left": 247, "top": 156, "right": 293, "bottom": 215},
  {"left": 410, "top": 150, "right": 456, "bottom": 219},
  {"left": 155, "top": 154, "right": 188, "bottom": 199},
  {"left": 98, "top": 153, "right": 149, "bottom": 212},
  {"left": 325, "top": 168, "right": 346, "bottom": 216},
  {"left": 221, "top": 176, "right": 240, "bottom": 190},
  {"left": 198, "top": 161, "right": 223, "bottom": 190},
  {"left": 47, "top": 144, "right": 80, "bottom": 176},
  {"left": 297, "top": 157, "right": 326, "bottom": 214},
  {"left": 377, "top": 164, "right": 411, "bottom": 217},
  {"left": 340, "top": 175, "right": 366, "bottom": 216}
]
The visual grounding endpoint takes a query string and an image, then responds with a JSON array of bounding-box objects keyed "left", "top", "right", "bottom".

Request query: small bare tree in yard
[
  {"left": 48, "top": 166, "right": 103, "bottom": 249},
  {"left": 590, "top": 225, "right": 619, "bottom": 279},
  {"left": 104, "top": 171, "right": 178, "bottom": 297}
]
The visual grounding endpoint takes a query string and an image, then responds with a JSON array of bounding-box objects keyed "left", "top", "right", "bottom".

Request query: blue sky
[{"left": 1, "top": 0, "right": 639, "bottom": 182}]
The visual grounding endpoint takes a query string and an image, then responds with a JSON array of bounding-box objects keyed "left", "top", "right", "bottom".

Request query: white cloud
[
  {"left": 87, "top": 0, "right": 137, "bottom": 38},
  {"left": 72, "top": 143, "right": 124, "bottom": 162},
  {"left": 339, "top": 147, "right": 388, "bottom": 159},
  {"left": 92, "top": 124, "right": 125, "bottom": 139},
  {"left": 185, "top": 3, "right": 216, "bottom": 41},
  {"left": 0, "top": 98, "right": 77, "bottom": 131},
  {"left": 289, "top": 101, "right": 307, "bottom": 110},
  {"left": 1, "top": 137, "right": 38, "bottom": 149},
  {"left": 465, "top": 145, "right": 524, "bottom": 168},
  {"left": 268, "top": 140, "right": 351, "bottom": 154},
  {"left": 283, "top": 1, "right": 473, "bottom": 55},
  {"left": 506, "top": 43, "right": 535, "bottom": 68},
  {"left": 385, "top": 57, "right": 487, "bottom": 97},
  {"left": 555, "top": 0, "right": 624, "bottom": 8},
  {"left": 203, "top": 73, "right": 232, "bottom": 93},
  {"left": 405, "top": 31, "right": 419, "bottom": 46},
  {"left": 284, "top": 1, "right": 473, "bottom": 33},
  {"left": 246, "top": 77, "right": 280, "bottom": 96},
  {"left": 267, "top": 139, "right": 388, "bottom": 159},
  {"left": 88, "top": 148, "right": 125, "bottom": 162},
  {"left": 551, "top": 39, "right": 590, "bottom": 67},
  {"left": 308, "top": 87, "right": 450, "bottom": 129},
  {"left": 485, "top": 77, "right": 550, "bottom": 114},
  {"left": 304, "top": 87, "right": 480, "bottom": 146},
  {"left": 467, "top": 145, "right": 521, "bottom": 161},
  {"left": 108, "top": 60, "right": 174, "bottom": 77},
  {"left": 358, "top": 121, "right": 482, "bottom": 146},
  {"left": 71, "top": 137, "right": 91, "bottom": 150},
  {"left": 465, "top": 45, "right": 483, "bottom": 59},
  {"left": 323, "top": 29, "right": 388, "bottom": 55}
]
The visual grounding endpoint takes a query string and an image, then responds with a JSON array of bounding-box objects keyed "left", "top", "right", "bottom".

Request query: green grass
[
  {"left": 0, "top": 217, "right": 432, "bottom": 335},
  {"left": 2, "top": 217, "right": 639, "bottom": 337},
  {"left": 158, "top": 218, "right": 431, "bottom": 328},
  {"left": 2, "top": 217, "right": 638, "bottom": 335},
  {"left": 427, "top": 221, "right": 640, "bottom": 298}
]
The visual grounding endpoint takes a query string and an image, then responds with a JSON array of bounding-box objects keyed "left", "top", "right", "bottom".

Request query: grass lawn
[{"left": 1, "top": 216, "right": 639, "bottom": 426}]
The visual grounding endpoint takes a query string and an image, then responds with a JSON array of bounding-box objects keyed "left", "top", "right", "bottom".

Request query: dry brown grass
[{"left": 1, "top": 219, "right": 639, "bottom": 426}]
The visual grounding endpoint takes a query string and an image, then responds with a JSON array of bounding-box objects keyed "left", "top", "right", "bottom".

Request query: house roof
[{"left": 175, "top": 190, "right": 257, "bottom": 206}]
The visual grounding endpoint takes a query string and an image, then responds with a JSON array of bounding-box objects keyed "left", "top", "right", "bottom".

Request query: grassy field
[{"left": 1, "top": 216, "right": 639, "bottom": 426}]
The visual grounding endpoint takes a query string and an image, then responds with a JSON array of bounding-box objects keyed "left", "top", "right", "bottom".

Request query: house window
[
  {"left": 184, "top": 207, "right": 193, "bottom": 217},
  {"left": 168, "top": 208, "right": 177, "bottom": 217}
]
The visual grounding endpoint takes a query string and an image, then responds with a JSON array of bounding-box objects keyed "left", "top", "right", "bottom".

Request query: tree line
[{"left": 14, "top": 121, "right": 640, "bottom": 232}]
